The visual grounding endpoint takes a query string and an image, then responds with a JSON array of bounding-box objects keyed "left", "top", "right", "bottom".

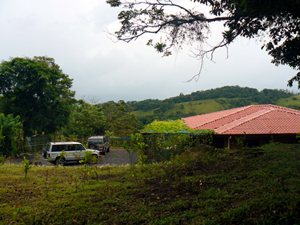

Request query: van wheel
[
  {"left": 107, "top": 147, "right": 110, "bottom": 153},
  {"left": 56, "top": 157, "right": 66, "bottom": 166}
]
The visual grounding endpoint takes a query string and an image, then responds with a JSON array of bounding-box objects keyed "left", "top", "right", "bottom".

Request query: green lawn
[{"left": 1, "top": 143, "right": 300, "bottom": 224}]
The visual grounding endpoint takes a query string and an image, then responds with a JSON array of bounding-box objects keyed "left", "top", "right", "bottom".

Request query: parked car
[
  {"left": 42, "top": 142, "right": 101, "bottom": 165},
  {"left": 87, "top": 136, "right": 110, "bottom": 153}
]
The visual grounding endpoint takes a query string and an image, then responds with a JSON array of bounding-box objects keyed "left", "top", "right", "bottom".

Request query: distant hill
[{"left": 127, "top": 86, "right": 300, "bottom": 125}]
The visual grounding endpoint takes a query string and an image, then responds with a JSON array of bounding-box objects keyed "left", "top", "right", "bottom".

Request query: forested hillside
[{"left": 128, "top": 86, "right": 300, "bottom": 125}]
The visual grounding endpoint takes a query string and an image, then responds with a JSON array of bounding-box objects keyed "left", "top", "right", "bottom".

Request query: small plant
[
  {"left": 21, "top": 157, "right": 31, "bottom": 178},
  {"left": 123, "top": 143, "right": 137, "bottom": 166},
  {"left": 131, "top": 133, "right": 148, "bottom": 167},
  {"left": 12, "top": 203, "right": 21, "bottom": 222},
  {"left": 0, "top": 155, "right": 5, "bottom": 165},
  {"left": 44, "top": 170, "right": 49, "bottom": 199},
  {"left": 33, "top": 152, "right": 40, "bottom": 165},
  {"left": 56, "top": 150, "right": 68, "bottom": 166},
  {"left": 71, "top": 174, "right": 86, "bottom": 193},
  {"left": 78, "top": 151, "right": 99, "bottom": 184},
  {"left": 80, "top": 150, "right": 98, "bottom": 165}
]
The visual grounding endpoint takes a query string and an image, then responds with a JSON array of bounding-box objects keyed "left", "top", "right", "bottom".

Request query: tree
[
  {"left": 107, "top": 0, "right": 300, "bottom": 87},
  {"left": 102, "top": 101, "right": 142, "bottom": 137},
  {"left": 0, "top": 113, "right": 21, "bottom": 156},
  {"left": 0, "top": 56, "right": 75, "bottom": 137},
  {"left": 65, "top": 100, "right": 107, "bottom": 136}
]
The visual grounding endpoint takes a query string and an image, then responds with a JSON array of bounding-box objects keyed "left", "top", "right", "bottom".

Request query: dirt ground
[{"left": 4, "top": 149, "right": 137, "bottom": 166}]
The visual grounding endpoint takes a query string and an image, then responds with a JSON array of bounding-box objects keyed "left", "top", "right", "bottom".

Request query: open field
[{"left": 1, "top": 143, "right": 300, "bottom": 224}]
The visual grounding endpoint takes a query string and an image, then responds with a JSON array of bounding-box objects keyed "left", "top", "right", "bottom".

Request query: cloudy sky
[{"left": 0, "top": 0, "right": 298, "bottom": 103}]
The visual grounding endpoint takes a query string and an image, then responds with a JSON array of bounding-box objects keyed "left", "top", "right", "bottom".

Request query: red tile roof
[{"left": 182, "top": 105, "right": 300, "bottom": 135}]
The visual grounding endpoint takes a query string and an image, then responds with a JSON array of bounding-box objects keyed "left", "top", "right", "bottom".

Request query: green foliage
[
  {"left": 80, "top": 150, "right": 98, "bottom": 165},
  {"left": 0, "top": 56, "right": 75, "bottom": 137},
  {"left": 0, "top": 113, "right": 21, "bottom": 156},
  {"left": 126, "top": 133, "right": 148, "bottom": 166},
  {"left": 0, "top": 155, "right": 5, "bottom": 165},
  {"left": 64, "top": 100, "right": 107, "bottom": 136},
  {"left": 131, "top": 133, "right": 148, "bottom": 166},
  {"left": 143, "top": 119, "right": 213, "bottom": 134},
  {"left": 102, "top": 101, "right": 142, "bottom": 137},
  {"left": 21, "top": 157, "right": 31, "bottom": 178},
  {"left": 33, "top": 153, "right": 40, "bottom": 166},
  {"left": 1, "top": 144, "right": 300, "bottom": 223}
]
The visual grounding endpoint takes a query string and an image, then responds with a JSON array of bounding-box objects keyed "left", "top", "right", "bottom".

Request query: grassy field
[
  {"left": 132, "top": 99, "right": 224, "bottom": 120},
  {"left": 132, "top": 96, "right": 300, "bottom": 124},
  {"left": 1, "top": 143, "right": 300, "bottom": 224},
  {"left": 276, "top": 95, "right": 300, "bottom": 109}
]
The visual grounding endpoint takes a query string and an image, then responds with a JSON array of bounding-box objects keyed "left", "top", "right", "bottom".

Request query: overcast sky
[{"left": 0, "top": 0, "right": 299, "bottom": 103}]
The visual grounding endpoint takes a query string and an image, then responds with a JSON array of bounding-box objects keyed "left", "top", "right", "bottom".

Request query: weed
[
  {"left": 0, "top": 155, "right": 5, "bottom": 165},
  {"left": 21, "top": 156, "right": 31, "bottom": 178},
  {"left": 12, "top": 203, "right": 21, "bottom": 222},
  {"left": 55, "top": 150, "right": 68, "bottom": 166},
  {"left": 33, "top": 152, "right": 40, "bottom": 166},
  {"left": 44, "top": 169, "right": 49, "bottom": 199}
]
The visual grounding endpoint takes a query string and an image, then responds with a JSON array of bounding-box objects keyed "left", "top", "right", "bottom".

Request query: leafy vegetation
[
  {"left": 130, "top": 86, "right": 297, "bottom": 125},
  {"left": 0, "top": 113, "right": 22, "bottom": 156},
  {"left": 1, "top": 143, "right": 300, "bottom": 224},
  {"left": 0, "top": 56, "right": 75, "bottom": 137},
  {"left": 63, "top": 100, "right": 107, "bottom": 137},
  {"left": 101, "top": 100, "right": 142, "bottom": 137},
  {"left": 142, "top": 119, "right": 211, "bottom": 134}
]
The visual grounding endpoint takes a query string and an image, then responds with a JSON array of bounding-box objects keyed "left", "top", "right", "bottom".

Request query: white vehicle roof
[
  {"left": 50, "top": 142, "right": 83, "bottom": 145},
  {"left": 88, "top": 136, "right": 105, "bottom": 139}
]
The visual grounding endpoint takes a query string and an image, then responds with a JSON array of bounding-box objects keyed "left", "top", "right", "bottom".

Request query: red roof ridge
[
  {"left": 269, "top": 105, "right": 300, "bottom": 115},
  {"left": 215, "top": 108, "right": 271, "bottom": 134},
  {"left": 193, "top": 105, "right": 252, "bottom": 129},
  {"left": 183, "top": 104, "right": 300, "bottom": 135}
]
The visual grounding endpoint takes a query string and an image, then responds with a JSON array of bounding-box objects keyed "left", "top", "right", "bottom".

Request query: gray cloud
[{"left": 0, "top": 0, "right": 298, "bottom": 104}]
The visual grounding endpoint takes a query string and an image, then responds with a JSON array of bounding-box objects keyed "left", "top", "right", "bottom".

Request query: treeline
[
  {"left": 127, "top": 86, "right": 297, "bottom": 125},
  {"left": 129, "top": 86, "right": 294, "bottom": 111}
]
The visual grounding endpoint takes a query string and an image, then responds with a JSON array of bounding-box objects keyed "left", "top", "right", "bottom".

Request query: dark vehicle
[{"left": 87, "top": 136, "right": 110, "bottom": 153}]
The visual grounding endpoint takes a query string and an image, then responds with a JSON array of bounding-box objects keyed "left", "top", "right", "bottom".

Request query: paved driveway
[
  {"left": 96, "top": 149, "right": 138, "bottom": 166},
  {"left": 6, "top": 149, "right": 138, "bottom": 166}
]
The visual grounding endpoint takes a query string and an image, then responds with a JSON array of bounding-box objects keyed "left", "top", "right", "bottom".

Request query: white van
[{"left": 43, "top": 142, "right": 100, "bottom": 165}]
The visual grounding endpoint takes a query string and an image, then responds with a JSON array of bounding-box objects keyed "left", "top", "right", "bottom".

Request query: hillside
[{"left": 129, "top": 86, "right": 300, "bottom": 125}]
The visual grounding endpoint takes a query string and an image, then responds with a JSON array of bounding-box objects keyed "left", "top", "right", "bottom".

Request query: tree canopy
[
  {"left": 0, "top": 56, "right": 75, "bottom": 137},
  {"left": 102, "top": 100, "right": 142, "bottom": 137},
  {"left": 64, "top": 100, "right": 107, "bottom": 137},
  {"left": 107, "top": 0, "right": 300, "bottom": 87}
]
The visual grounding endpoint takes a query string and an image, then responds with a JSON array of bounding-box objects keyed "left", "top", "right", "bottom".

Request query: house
[{"left": 182, "top": 104, "right": 300, "bottom": 149}]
